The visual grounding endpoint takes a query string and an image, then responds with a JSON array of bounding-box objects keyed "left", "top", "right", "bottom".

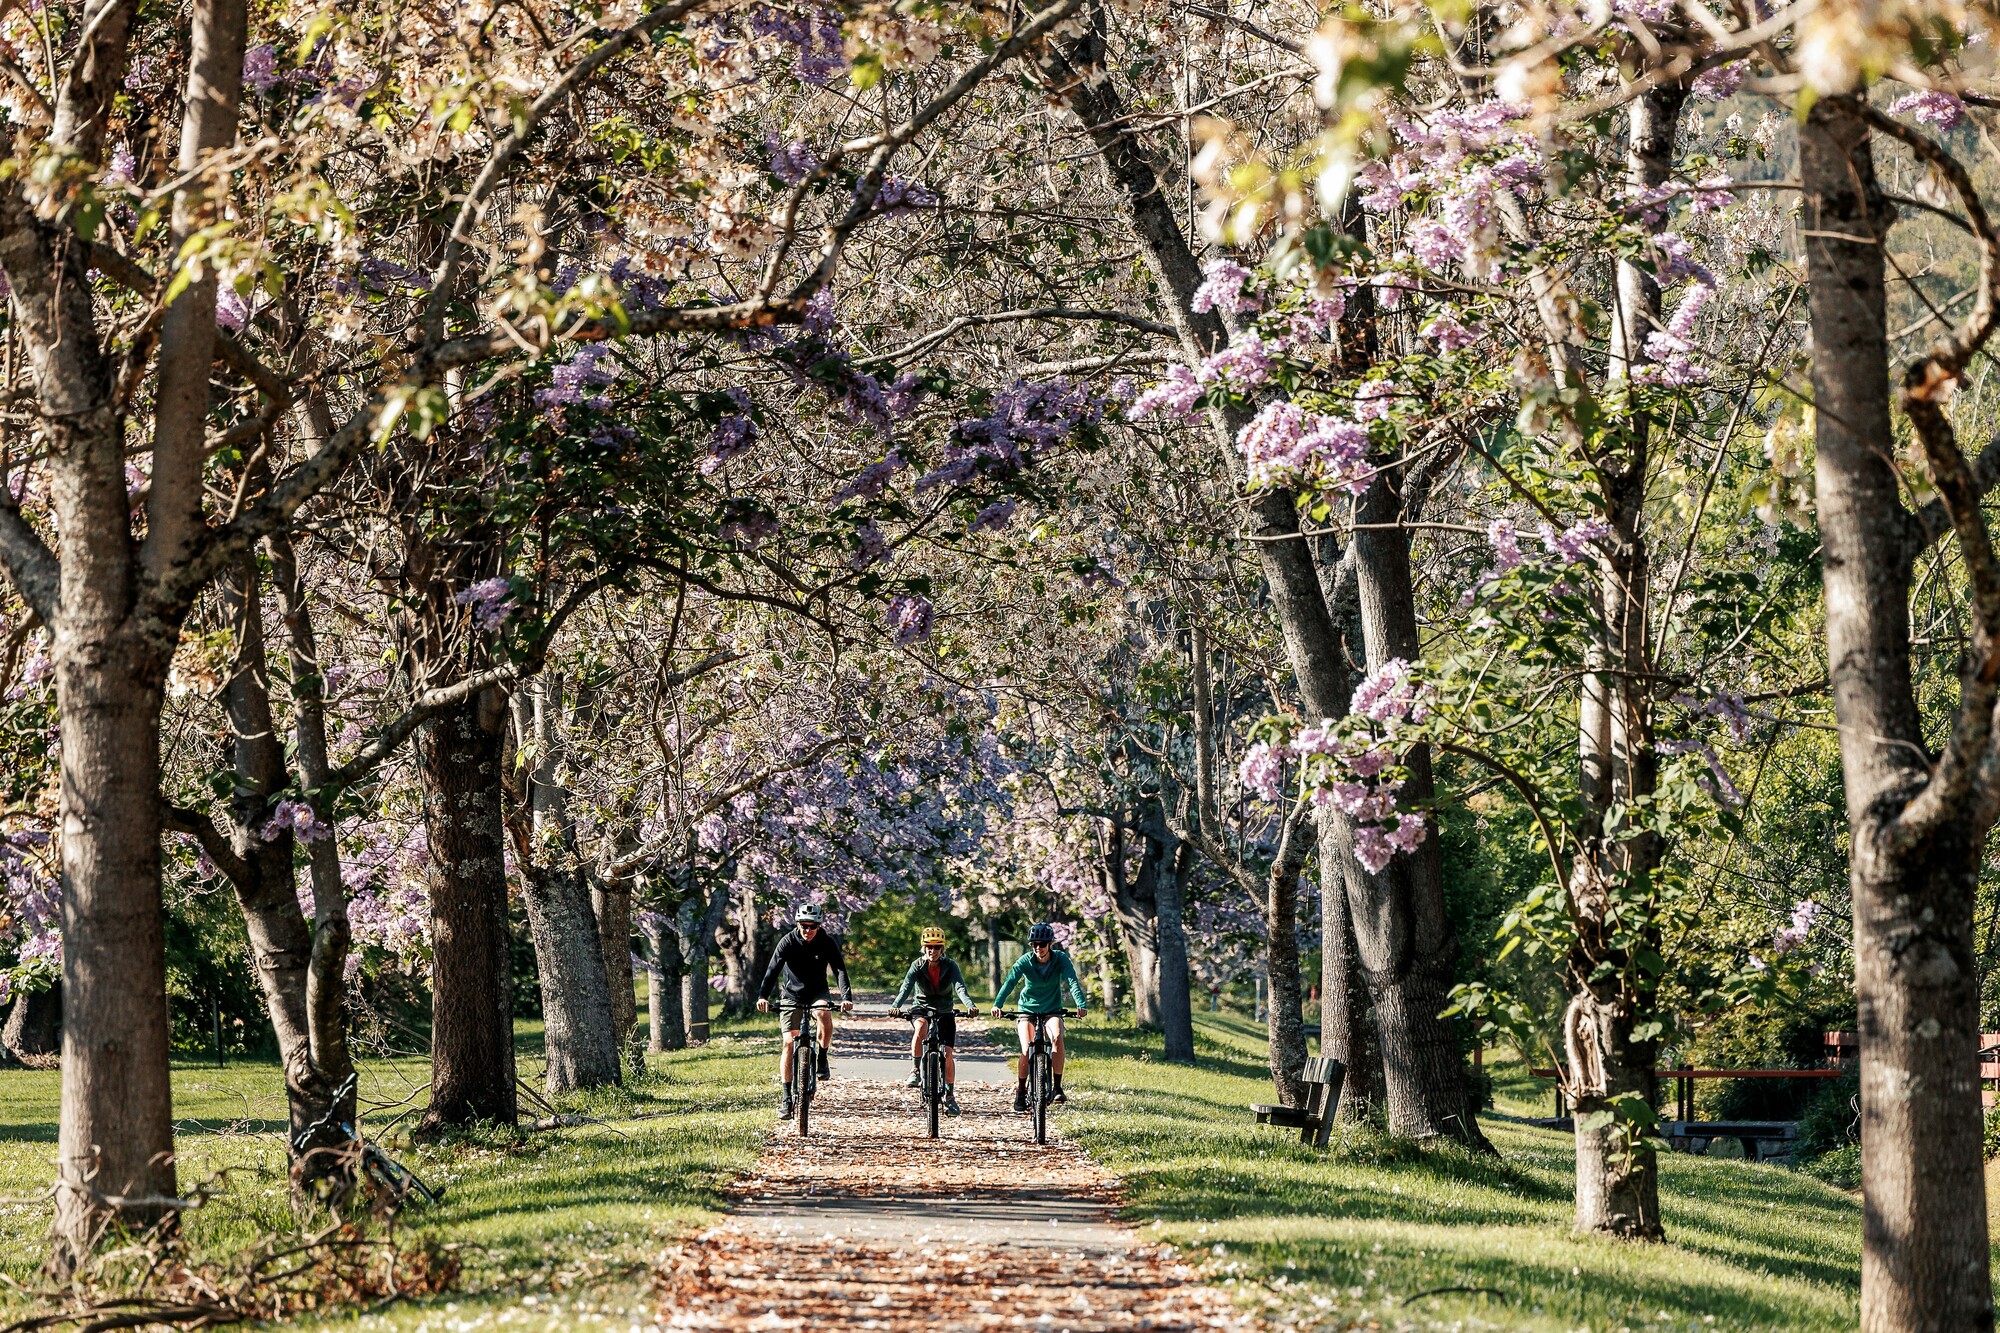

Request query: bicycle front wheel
[
  {"left": 796, "top": 1039, "right": 814, "bottom": 1137},
  {"left": 1030, "top": 1049, "right": 1049, "bottom": 1145},
  {"left": 926, "top": 1049, "right": 943, "bottom": 1139}
]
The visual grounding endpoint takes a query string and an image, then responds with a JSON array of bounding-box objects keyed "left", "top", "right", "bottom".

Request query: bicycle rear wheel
[
  {"left": 1030, "top": 1048, "right": 1049, "bottom": 1145},
  {"left": 926, "top": 1048, "right": 943, "bottom": 1139}
]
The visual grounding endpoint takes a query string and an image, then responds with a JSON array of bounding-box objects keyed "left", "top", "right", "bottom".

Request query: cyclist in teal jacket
[{"left": 993, "top": 922, "right": 1088, "bottom": 1112}]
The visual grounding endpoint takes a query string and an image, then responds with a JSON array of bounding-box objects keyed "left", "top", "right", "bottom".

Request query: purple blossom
[
  {"left": 1690, "top": 174, "right": 1736, "bottom": 214},
  {"left": 1127, "top": 364, "right": 1204, "bottom": 421},
  {"left": 1409, "top": 219, "right": 1464, "bottom": 271},
  {"left": 1637, "top": 285, "right": 1713, "bottom": 386},
  {"left": 1351, "top": 658, "right": 1429, "bottom": 727},
  {"left": 454, "top": 577, "right": 516, "bottom": 631},
  {"left": 1660, "top": 737, "right": 1745, "bottom": 808},
  {"left": 1288, "top": 291, "right": 1349, "bottom": 342},
  {"left": 215, "top": 289, "right": 250, "bottom": 332},
  {"left": 1888, "top": 89, "right": 1966, "bottom": 129},
  {"left": 968, "top": 499, "right": 1017, "bottom": 534},
  {"left": 704, "top": 414, "right": 757, "bottom": 473},
  {"left": 261, "top": 798, "right": 332, "bottom": 844},
  {"left": 887, "top": 594, "right": 934, "bottom": 645},
  {"left": 1191, "top": 259, "right": 1260, "bottom": 315},
  {"left": 1238, "top": 742, "right": 1284, "bottom": 801},
  {"left": 746, "top": 3, "right": 844, "bottom": 85},
  {"left": 1542, "top": 517, "right": 1611, "bottom": 564},
  {"left": 1692, "top": 60, "right": 1748, "bottom": 100},
  {"left": 243, "top": 44, "right": 280, "bottom": 95},
  {"left": 1422, "top": 310, "right": 1484, "bottom": 351},
  {"left": 1652, "top": 233, "right": 1715, "bottom": 288},
  {"left": 1772, "top": 899, "right": 1822, "bottom": 954},
  {"left": 534, "top": 345, "right": 621, "bottom": 411},
  {"left": 850, "top": 521, "right": 892, "bottom": 569},
  {"left": 767, "top": 135, "right": 821, "bottom": 184},
  {"left": 719, "top": 503, "right": 779, "bottom": 547},
  {"left": 1488, "top": 518, "right": 1523, "bottom": 570},
  {"left": 874, "top": 176, "right": 939, "bottom": 214},
  {"left": 836, "top": 453, "right": 906, "bottom": 502},
  {"left": 1353, "top": 380, "right": 1397, "bottom": 422},
  {"left": 1195, "top": 332, "right": 1275, "bottom": 392},
  {"left": 1239, "top": 401, "right": 1372, "bottom": 495},
  {"left": 918, "top": 378, "right": 1104, "bottom": 491},
  {"left": 106, "top": 143, "right": 136, "bottom": 184}
]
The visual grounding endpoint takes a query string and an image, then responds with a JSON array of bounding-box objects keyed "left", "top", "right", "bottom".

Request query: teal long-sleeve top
[{"left": 993, "top": 948, "right": 1087, "bottom": 1014}]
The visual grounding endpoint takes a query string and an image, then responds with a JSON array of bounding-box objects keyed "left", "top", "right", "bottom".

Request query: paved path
[{"left": 652, "top": 1011, "right": 1257, "bottom": 1331}]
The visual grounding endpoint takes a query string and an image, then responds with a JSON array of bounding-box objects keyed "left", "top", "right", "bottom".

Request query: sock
[{"left": 1018, "top": 1079, "right": 1027, "bottom": 1091}]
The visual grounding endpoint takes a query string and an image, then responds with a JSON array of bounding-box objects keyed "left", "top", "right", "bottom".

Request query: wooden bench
[{"left": 1251, "top": 1056, "right": 1346, "bottom": 1150}]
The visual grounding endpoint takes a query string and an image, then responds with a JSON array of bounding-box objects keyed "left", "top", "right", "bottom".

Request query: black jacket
[{"left": 758, "top": 927, "right": 853, "bottom": 1005}]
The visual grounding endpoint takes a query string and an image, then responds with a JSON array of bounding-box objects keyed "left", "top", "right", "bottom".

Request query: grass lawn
[
  {"left": 1053, "top": 1008, "right": 1870, "bottom": 1333},
  {"left": 0, "top": 1012, "right": 779, "bottom": 1330}
]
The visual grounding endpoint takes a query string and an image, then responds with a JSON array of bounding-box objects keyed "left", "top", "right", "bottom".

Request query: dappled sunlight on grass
[{"left": 1058, "top": 1010, "right": 1867, "bottom": 1331}]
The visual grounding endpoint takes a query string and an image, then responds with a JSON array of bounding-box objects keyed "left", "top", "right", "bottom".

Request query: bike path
[{"left": 652, "top": 1011, "right": 1259, "bottom": 1331}]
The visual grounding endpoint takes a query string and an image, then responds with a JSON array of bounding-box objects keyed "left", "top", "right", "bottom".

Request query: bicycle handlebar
[
  {"left": 999, "top": 1009, "right": 1083, "bottom": 1019},
  {"left": 891, "top": 1006, "right": 978, "bottom": 1017}
]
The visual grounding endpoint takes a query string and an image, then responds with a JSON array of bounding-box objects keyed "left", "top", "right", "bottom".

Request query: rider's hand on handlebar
[
  {"left": 756, "top": 999, "right": 770, "bottom": 1013},
  {"left": 841, "top": 1000, "right": 854, "bottom": 1014}
]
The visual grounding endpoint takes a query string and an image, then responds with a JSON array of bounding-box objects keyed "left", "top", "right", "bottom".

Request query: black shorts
[{"left": 911, "top": 1012, "right": 957, "bottom": 1046}]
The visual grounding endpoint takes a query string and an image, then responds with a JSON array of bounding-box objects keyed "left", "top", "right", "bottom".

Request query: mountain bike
[
  {"left": 893, "top": 1003, "right": 977, "bottom": 1139},
  {"left": 291, "top": 1072, "right": 443, "bottom": 1208},
  {"left": 1003, "top": 1009, "right": 1080, "bottom": 1145},
  {"left": 788, "top": 1000, "right": 837, "bottom": 1137}
]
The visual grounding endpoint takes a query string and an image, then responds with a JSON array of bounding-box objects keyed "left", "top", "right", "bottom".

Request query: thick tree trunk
[
  {"left": 987, "top": 925, "right": 1003, "bottom": 996},
  {"left": 514, "top": 678, "right": 621, "bottom": 1096},
  {"left": 1096, "top": 925, "right": 1120, "bottom": 1018},
  {"left": 53, "top": 633, "right": 178, "bottom": 1256},
  {"left": 2, "top": 984, "right": 60, "bottom": 1063},
  {"left": 1318, "top": 834, "right": 1382, "bottom": 1118},
  {"left": 1803, "top": 93, "right": 1993, "bottom": 1331},
  {"left": 647, "top": 912, "right": 686, "bottom": 1052},
  {"left": 418, "top": 692, "right": 518, "bottom": 1128},
  {"left": 1155, "top": 842, "right": 1195, "bottom": 1063},
  {"left": 1264, "top": 855, "right": 1311, "bottom": 1108},
  {"left": 679, "top": 891, "right": 720, "bottom": 1040},
  {"left": 1350, "top": 476, "right": 1487, "bottom": 1147},
  {"left": 594, "top": 877, "right": 637, "bottom": 1071}
]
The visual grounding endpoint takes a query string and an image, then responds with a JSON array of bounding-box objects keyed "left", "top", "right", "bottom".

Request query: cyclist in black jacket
[{"left": 756, "top": 903, "right": 854, "bottom": 1117}]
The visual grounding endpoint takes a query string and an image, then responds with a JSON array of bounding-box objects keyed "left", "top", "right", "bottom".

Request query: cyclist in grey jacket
[{"left": 891, "top": 926, "right": 977, "bottom": 1114}]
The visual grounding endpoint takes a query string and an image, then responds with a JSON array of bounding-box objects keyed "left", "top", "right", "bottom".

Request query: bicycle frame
[
  {"left": 788, "top": 1000, "right": 836, "bottom": 1136},
  {"left": 895, "top": 1003, "right": 974, "bottom": 1138},
  {"left": 1002, "top": 1009, "right": 1079, "bottom": 1144}
]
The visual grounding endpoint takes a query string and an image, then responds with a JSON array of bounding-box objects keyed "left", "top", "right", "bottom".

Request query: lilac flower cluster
[
  {"left": 1659, "top": 737, "right": 1746, "bottom": 809},
  {"left": 1692, "top": 60, "right": 1748, "bottom": 100},
  {"left": 916, "top": 378, "right": 1105, "bottom": 492},
  {"left": 746, "top": 3, "right": 844, "bottom": 85},
  {"left": 1888, "top": 89, "right": 1966, "bottom": 129},
  {"left": 1288, "top": 660, "right": 1435, "bottom": 872},
  {"left": 886, "top": 594, "right": 934, "bottom": 644},
  {"left": 768, "top": 135, "right": 821, "bottom": 184},
  {"left": 968, "top": 499, "right": 1018, "bottom": 534},
  {"left": 1771, "top": 899, "right": 1822, "bottom": 954},
  {"left": 1125, "top": 364, "right": 1203, "bottom": 422},
  {"left": 1237, "top": 401, "right": 1372, "bottom": 495},
  {"left": 1677, "top": 689, "right": 1753, "bottom": 743},
  {"left": 874, "top": 176, "right": 939, "bottom": 215},
  {"left": 455, "top": 577, "right": 516, "bottom": 631},
  {"left": 1194, "top": 331, "right": 1275, "bottom": 392},
  {"left": 1191, "top": 259, "right": 1261, "bottom": 315},
  {"left": 836, "top": 452, "right": 907, "bottom": 502},
  {"left": 1636, "top": 285, "right": 1712, "bottom": 387},
  {"left": 719, "top": 502, "right": 780, "bottom": 547},
  {"left": 261, "top": 798, "right": 332, "bottom": 844},
  {"left": 242, "top": 44, "right": 280, "bottom": 95},
  {"left": 1422, "top": 310, "right": 1485, "bottom": 352},
  {"left": 850, "top": 520, "right": 892, "bottom": 569},
  {"left": 215, "top": 289, "right": 251, "bottom": 332},
  {"left": 705, "top": 391, "right": 758, "bottom": 475},
  {"left": 1542, "top": 517, "right": 1612, "bottom": 564},
  {"left": 1488, "top": 518, "right": 1523, "bottom": 569},
  {"left": 534, "top": 345, "right": 622, "bottom": 414}
]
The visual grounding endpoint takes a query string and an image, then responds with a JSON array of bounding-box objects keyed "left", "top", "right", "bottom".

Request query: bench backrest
[
  {"left": 1303, "top": 1056, "right": 1341, "bottom": 1086},
  {"left": 1301, "top": 1056, "right": 1347, "bottom": 1148}
]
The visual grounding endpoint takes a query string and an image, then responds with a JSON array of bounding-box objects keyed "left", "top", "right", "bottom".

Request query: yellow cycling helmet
[{"left": 920, "top": 927, "right": 948, "bottom": 948}]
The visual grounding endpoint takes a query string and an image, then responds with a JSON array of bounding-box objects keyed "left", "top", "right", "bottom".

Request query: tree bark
[
  {"left": 1350, "top": 475, "right": 1487, "bottom": 1146},
  {"left": 2, "top": 983, "right": 60, "bottom": 1063},
  {"left": 1319, "top": 836, "right": 1382, "bottom": 1118},
  {"left": 1263, "top": 838, "right": 1312, "bottom": 1108},
  {"left": 1155, "top": 839, "right": 1196, "bottom": 1062},
  {"left": 512, "top": 677, "right": 621, "bottom": 1096},
  {"left": 594, "top": 871, "right": 638, "bottom": 1073},
  {"left": 646, "top": 911, "right": 686, "bottom": 1052},
  {"left": 419, "top": 692, "right": 518, "bottom": 1128},
  {"left": 1802, "top": 93, "right": 1993, "bottom": 1331}
]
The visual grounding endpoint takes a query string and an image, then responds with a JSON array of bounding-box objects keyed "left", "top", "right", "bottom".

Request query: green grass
[
  {"left": 0, "top": 1013, "right": 780, "bottom": 1330},
  {"left": 1055, "top": 1009, "right": 1870, "bottom": 1332}
]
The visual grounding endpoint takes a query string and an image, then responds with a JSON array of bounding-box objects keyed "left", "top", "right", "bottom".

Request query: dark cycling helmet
[
  {"left": 1028, "top": 922, "right": 1057, "bottom": 946},
  {"left": 796, "top": 903, "right": 824, "bottom": 925}
]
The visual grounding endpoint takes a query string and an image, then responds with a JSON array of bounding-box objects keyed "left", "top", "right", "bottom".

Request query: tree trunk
[
  {"left": 1319, "top": 835, "right": 1382, "bottom": 1118},
  {"left": 1803, "top": 93, "right": 1993, "bottom": 1331},
  {"left": 647, "top": 912, "right": 685, "bottom": 1052},
  {"left": 419, "top": 692, "right": 518, "bottom": 1129},
  {"left": 1350, "top": 474, "right": 1487, "bottom": 1146},
  {"left": 592, "top": 876, "right": 636, "bottom": 1070},
  {"left": 514, "top": 678, "right": 621, "bottom": 1096},
  {"left": 1096, "top": 924, "right": 1119, "bottom": 1018},
  {"left": 1264, "top": 853, "right": 1311, "bottom": 1108},
  {"left": 1155, "top": 840, "right": 1195, "bottom": 1062},
  {"left": 986, "top": 923, "right": 1003, "bottom": 995},
  {"left": 3, "top": 983, "right": 60, "bottom": 1062},
  {"left": 679, "top": 891, "right": 719, "bottom": 1041}
]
